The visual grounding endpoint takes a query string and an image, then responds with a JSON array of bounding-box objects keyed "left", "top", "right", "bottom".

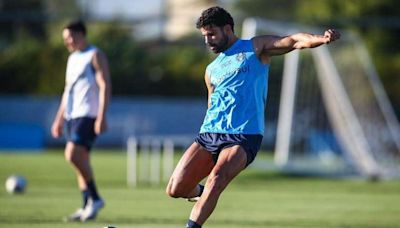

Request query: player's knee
[
  {"left": 64, "top": 150, "right": 79, "bottom": 166},
  {"left": 165, "top": 183, "right": 175, "bottom": 198},
  {"left": 165, "top": 179, "right": 183, "bottom": 198},
  {"left": 166, "top": 188, "right": 179, "bottom": 198},
  {"left": 64, "top": 152, "right": 74, "bottom": 163}
]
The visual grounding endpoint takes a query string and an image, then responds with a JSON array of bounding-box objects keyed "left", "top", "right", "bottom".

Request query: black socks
[
  {"left": 198, "top": 184, "right": 204, "bottom": 197},
  {"left": 186, "top": 219, "right": 202, "bottom": 228},
  {"left": 81, "top": 189, "right": 89, "bottom": 208},
  {"left": 86, "top": 180, "right": 100, "bottom": 201}
]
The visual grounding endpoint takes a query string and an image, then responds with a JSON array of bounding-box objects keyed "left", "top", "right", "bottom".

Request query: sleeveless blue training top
[{"left": 199, "top": 39, "right": 270, "bottom": 135}]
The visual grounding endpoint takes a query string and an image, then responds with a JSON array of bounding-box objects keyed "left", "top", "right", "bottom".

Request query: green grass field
[{"left": 1, "top": 149, "right": 400, "bottom": 228}]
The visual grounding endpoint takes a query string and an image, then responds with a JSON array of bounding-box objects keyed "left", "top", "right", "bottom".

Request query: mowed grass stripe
[{"left": 0, "top": 150, "right": 399, "bottom": 228}]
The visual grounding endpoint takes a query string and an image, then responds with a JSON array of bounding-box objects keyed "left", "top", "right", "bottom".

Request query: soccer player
[
  {"left": 51, "top": 20, "right": 111, "bottom": 222},
  {"left": 165, "top": 6, "right": 340, "bottom": 228}
]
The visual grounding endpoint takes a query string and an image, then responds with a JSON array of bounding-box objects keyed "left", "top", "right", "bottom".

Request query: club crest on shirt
[{"left": 236, "top": 52, "right": 246, "bottom": 62}]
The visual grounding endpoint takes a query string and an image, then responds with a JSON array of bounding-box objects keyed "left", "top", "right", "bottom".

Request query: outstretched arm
[{"left": 253, "top": 29, "right": 340, "bottom": 64}]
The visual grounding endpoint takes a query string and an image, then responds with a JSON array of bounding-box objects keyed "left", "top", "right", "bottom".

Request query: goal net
[{"left": 242, "top": 18, "right": 400, "bottom": 179}]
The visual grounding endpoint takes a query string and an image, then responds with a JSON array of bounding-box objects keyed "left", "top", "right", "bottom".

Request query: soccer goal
[{"left": 242, "top": 18, "right": 400, "bottom": 179}]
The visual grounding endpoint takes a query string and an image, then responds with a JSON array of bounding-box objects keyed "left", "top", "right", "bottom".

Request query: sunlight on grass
[{"left": 1, "top": 150, "right": 400, "bottom": 228}]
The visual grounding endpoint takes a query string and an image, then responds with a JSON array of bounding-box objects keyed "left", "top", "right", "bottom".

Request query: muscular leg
[
  {"left": 189, "top": 145, "right": 247, "bottom": 225},
  {"left": 64, "top": 142, "right": 93, "bottom": 190},
  {"left": 166, "top": 142, "right": 214, "bottom": 198}
]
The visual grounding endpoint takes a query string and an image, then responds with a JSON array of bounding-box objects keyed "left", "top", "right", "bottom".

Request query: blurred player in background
[
  {"left": 166, "top": 6, "right": 340, "bottom": 228},
  {"left": 51, "top": 20, "right": 111, "bottom": 222}
]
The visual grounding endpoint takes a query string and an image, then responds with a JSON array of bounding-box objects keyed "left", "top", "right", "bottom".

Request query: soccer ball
[{"left": 5, "top": 175, "right": 27, "bottom": 194}]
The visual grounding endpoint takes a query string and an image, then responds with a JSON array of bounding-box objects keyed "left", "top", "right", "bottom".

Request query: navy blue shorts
[
  {"left": 194, "top": 133, "right": 263, "bottom": 166},
  {"left": 64, "top": 117, "right": 97, "bottom": 151}
]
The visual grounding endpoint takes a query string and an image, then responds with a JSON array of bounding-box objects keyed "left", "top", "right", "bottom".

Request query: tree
[{"left": 0, "top": 0, "right": 46, "bottom": 44}]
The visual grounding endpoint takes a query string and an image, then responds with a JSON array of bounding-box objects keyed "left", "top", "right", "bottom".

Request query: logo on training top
[
  {"left": 236, "top": 52, "right": 246, "bottom": 62},
  {"left": 209, "top": 51, "right": 250, "bottom": 86}
]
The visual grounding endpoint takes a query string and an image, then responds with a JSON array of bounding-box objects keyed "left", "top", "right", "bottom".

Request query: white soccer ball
[{"left": 5, "top": 175, "right": 27, "bottom": 194}]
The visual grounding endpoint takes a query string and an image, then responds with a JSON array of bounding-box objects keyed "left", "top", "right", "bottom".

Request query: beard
[{"left": 207, "top": 32, "right": 229, "bottom": 53}]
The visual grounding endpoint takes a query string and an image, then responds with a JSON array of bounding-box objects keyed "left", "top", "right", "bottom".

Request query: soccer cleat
[
  {"left": 63, "top": 208, "right": 84, "bottom": 222},
  {"left": 186, "top": 184, "right": 204, "bottom": 202},
  {"left": 186, "top": 196, "right": 200, "bottom": 202},
  {"left": 80, "top": 198, "right": 105, "bottom": 221}
]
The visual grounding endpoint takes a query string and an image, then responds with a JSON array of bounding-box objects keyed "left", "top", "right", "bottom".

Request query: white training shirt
[{"left": 63, "top": 45, "right": 99, "bottom": 120}]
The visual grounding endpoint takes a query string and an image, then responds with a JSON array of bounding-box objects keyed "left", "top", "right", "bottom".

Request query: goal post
[
  {"left": 126, "top": 135, "right": 193, "bottom": 187},
  {"left": 242, "top": 18, "right": 400, "bottom": 178},
  {"left": 312, "top": 45, "right": 380, "bottom": 177}
]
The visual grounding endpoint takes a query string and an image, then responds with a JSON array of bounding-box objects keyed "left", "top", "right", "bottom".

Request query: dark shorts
[
  {"left": 195, "top": 133, "right": 263, "bottom": 167},
  {"left": 64, "top": 117, "right": 97, "bottom": 151}
]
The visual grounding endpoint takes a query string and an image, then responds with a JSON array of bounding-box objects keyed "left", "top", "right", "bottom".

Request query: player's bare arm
[
  {"left": 92, "top": 50, "right": 111, "bottom": 135},
  {"left": 204, "top": 72, "right": 214, "bottom": 109},
  {"left": 51, "top": 92, "right": 67, "bottom": 138},
  {"left": 253, "top": 29, "right": 340, "bottom": 64}
]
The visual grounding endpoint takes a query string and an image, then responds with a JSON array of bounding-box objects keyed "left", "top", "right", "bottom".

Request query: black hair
[
  {"left": 196, "top": 6, "right": 234, "bottom": 33},
  {"left": 64, "top": 20, "right": 87, "bottom": 36}
]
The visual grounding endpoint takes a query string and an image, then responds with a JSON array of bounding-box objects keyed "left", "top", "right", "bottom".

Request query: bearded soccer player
[{"left": 165, "top": 6, "right": 340, "bottom": 228}]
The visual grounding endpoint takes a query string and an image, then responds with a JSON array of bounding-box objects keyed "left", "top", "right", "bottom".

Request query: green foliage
[
  {"left": 85, "top": 22, "right": 211, "bottom": 96},
  {"left": 0, "top": 35, "right": 42, "bottom": 94},
  {"left": 149, "top": 44, "right": 212, "bottom": 96},
  {"left": 0, "top": 20, "right": 212, "bottom": 96},
  {"left": 2, "top": 0, "right": 397, "bottom": 107},
  {"left": 88, "top": 22, "right": 151, "bottom": 95},
  {"left": 36, "top": 45, "right": 68, "bottom": 95},
  {"left": 234, "top": 0, "right": 299, "bottom": 22},
  {"left": 0, "top": 20, "right": 69, "bottom": 95},
  {"left": 0, "top": 0, "right": 46, "bottom": 42}
]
